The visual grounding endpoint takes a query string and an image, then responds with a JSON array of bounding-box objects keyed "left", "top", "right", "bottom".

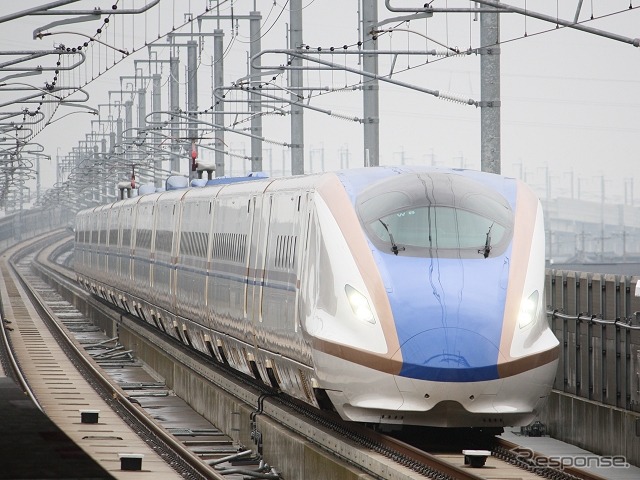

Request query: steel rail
[{"left": 0, "top": 244, "right": 46, "bottom": 412}]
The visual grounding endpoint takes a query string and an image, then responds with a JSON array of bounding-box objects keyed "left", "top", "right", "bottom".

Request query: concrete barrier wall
[{"left": 538, "top": 391, "right": 640, "bottom": 466}]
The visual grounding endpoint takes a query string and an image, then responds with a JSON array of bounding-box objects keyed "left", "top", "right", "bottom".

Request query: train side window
[
  {"left": 211, "top": 232, "right": 245, "bottom": 262},
  {"left": 135, "top": 228, "right": 152, "bottom": 249},
  {"left": 158, "top": 230, "right": 173, "bottom": 253},
  {"left": 273, "top": 235, "right": 297, "bottom": 270},
  {"left": 290, "top": 236, "right": 297, "bottom": 268},
  {"left": 274, "top": 235, "right": 282, "bottom": 268},
  {"left": 122, "top": 229, "right": 131, "bottom": 247}
]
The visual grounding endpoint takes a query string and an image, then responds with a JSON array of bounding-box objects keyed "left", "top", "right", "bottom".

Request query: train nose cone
[{"left": 394, "top": 328, "right": 501, "bottom": 382}]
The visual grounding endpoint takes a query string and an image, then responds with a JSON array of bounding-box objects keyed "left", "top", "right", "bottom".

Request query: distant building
[{"left": 542, "top": 197, "right": 640, "bottom": 265}]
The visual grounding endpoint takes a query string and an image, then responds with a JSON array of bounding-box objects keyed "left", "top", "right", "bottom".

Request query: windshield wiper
[
  {"left": 479, "top": 222, "right": 494, "bottom": 259},
  {"left": 379, "top": 219, "right": 405, "bottom": 255}
]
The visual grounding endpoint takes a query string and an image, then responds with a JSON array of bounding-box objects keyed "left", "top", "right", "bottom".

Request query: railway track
[
  {"left": 15, "top": 229, "right": 615, "bottom": 480},
  {"left": 0, "top": 232, "right": 233, "bottom": 479}
]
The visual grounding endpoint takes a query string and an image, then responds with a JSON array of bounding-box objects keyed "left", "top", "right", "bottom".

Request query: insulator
[
  {"left": 330, "top": 112, "right": 363, "bottom": 123},
  {"left": 438, "top": 91, "right": 478, "bottom": 106},
  {"left": 434, "top": 50, "right": 467, "bottom": 58}
]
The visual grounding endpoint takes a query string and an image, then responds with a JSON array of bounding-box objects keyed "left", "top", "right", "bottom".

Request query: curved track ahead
[{"left": 0, "top": 230, "right": 223, "bottom": 479}]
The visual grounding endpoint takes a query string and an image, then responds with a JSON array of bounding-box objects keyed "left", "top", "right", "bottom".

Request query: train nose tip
[{"left": 394, "top": 328, "right": 501, "bottom": 382}]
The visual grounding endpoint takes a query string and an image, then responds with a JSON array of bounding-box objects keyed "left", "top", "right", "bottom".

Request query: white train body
[{"left": 75, "top": 166, "right": 559, "bottom": 427}]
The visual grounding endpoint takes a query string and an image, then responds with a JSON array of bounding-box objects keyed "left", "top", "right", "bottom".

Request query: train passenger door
[
  {"left": 259, "top": 191, "right": 305, "bottom": 359},
  {"left": 293, "top": 192, "right": 312, "bottom": 335},
  {"left": 246, "top": 194, "right": 271, "bottom": 340},
  {"left": 106, "top": 207, "right": 118, "bottom": 281},
  {"left": 120, "top": 205, "right": 133, "bottom": 285}
]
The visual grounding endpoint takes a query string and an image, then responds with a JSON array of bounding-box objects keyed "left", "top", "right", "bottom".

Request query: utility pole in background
[
  {"left": 480, "top": 2, "right": 501, "bottom": 174},
  {"left": 213, "top": 28, "right": 225, "bottom": 176},
  {"left": 289, "top": 0, "right": 304, "bottom": 175},
  {"left": 187, "top": 40, "right": 198, "bottom": 182},
  {"left": 361, "top": 0, "right": 379, "bottom": 167},
  {"left": 249, "top": 11, "right": 263, "bottom": 173},
  {"left": 169, "top": 54, "right": 181, "bottom": 174}
]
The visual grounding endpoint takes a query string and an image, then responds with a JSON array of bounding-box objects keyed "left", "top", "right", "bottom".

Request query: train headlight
[
  {"left": 345, "top": 285, "right": 375, "bottom": 324},
  {"left": 518, "top": 290, "right": 539, "bottom": 329}
]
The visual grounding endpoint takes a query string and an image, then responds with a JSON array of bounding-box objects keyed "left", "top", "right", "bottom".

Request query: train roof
[
  {"left": 76, "top": 166, "right": 522, "bottom": 217},
  {"left": 334, "top": 165, "right": 519, "bottom": 209}
]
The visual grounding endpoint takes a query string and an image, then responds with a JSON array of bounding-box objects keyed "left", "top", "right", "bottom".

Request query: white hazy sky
[{"left": 1, "top": 0, "right": 639, "bottom": 205}]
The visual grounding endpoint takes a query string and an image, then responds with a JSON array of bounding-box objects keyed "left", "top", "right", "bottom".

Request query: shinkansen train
[{"left": 74, "top": 166, "right": 559, "bottom": 427}]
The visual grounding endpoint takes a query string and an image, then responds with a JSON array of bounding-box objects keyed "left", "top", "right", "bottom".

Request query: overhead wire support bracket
[
  {"left": 472, "top": 0, "right": 640, "bottom": 47},
  {"left": 36, "top": 32, "right": 129, "bottom": 55},
  {"left": 0, "top": 111, "right": 45, "bottom": 125},
  {"left": 0, "top": 0, "right": 82, "bottom": 25},
  {"left": 253, "top": 49, "right": 479, "bottom": 107},
  {"left": 29, "top": 0, "right": 161, "bottom": 16},
  {"left": 58, "top": 102, "right": 98, "bottom": 115},
  {"left": 215, "top": 86, "right": 363, "bottom": 124},
  {"left": 145, "top": 110, "right": 290, "bottom": 148},
  {"left": 0, "top": 71, "right": 42, "bottom": 84},
  {"left": 384, "top": 0, "right": 639, "bottom": 47},
  {"left": 0, "top": 50, "right": 85, "bottom": 72},
  {"left": 374, "top": 11, "right": 433, "bottom": 28},
  {"left": 0, "top": 86, "right": 91, "bottom": 109},
  {"left": 33, "top": 14, "right": 99, "bottom": 40},
  {"left": 384, "top": 1, "right": 501, "bottom": 14},
  {"left": 0, "top": 52, "right": 49, "bottom": 70}
]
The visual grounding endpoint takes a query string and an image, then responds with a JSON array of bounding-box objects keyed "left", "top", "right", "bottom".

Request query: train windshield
[
  {"left": 370, "top": 206, "right": 505, "bottom": 250},
  {"left": 356, "top": 172, "right": 514, "bottom": 258}
]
